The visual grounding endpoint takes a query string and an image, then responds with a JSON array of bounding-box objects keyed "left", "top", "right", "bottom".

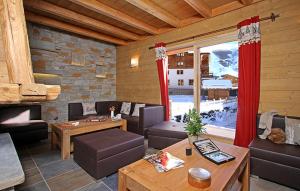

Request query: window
[
  {"left": 176, "top": 53, "right": 184, "bottom": 57},
  {"left": 176, "top": 61, "right": 184, "bottom": 66},
  {"left": 178, "top": 79, "right": 184, "bottom": 86},
  {"left": 177, "top": 70, "right": 183, "bottom": 75},
  {"left": 168, "top": 79, "right": 170, "bottom": 85},
  {"left": 189, "top": 79, "right": 194, "bottom": 86}
]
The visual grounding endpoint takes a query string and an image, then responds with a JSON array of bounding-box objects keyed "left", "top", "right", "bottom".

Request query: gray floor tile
[
  {"left": 32, "top": 150, "right": 61, "bottom": 167},
  {"left": 47, "top": 169, "right": 94, "bottom": 191},
  {"left": 250, "top": 177, "right": 297, "bottom": 191},
  {"left": 16, "top": 168, "right": 44, "bottom": 190},
  {"left": 16, "top": 181, "right": 50, "bottom": 191},
  {"left": 39, "top": 159, "right": 80, "bottom": 179},
  {"left": 76, "top": 182, "right": 111, "bottom": 191},
  {"left": 146, "top": 148, "right": 159, "bottom": 155},
  {"left": 27, "top": 140, "right": 51, "bottom": 154},
  {"left": 102, "top": 173, "right": 118, "bottom": 191},
  {"left": 20, "top": 157, "right": 36, "bottom": 171}
]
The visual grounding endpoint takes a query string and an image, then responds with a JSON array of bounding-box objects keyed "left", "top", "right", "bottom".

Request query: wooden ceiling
[{"left": 23, "top": 0, "right": 255, "bottom": 46}]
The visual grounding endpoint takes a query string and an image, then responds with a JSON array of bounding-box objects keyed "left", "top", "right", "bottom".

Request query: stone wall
[{"left": 27, "top": 23, "right": 116, "bottom": 123}]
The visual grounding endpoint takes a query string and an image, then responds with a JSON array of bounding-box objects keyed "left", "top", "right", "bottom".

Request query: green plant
[{"left": 185, "top": 108, "right": 205, "bottom": 136}]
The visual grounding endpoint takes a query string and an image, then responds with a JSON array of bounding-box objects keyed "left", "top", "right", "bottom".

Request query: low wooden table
[
  {"left": 51, "top": 119, "right": 127, "bottom": 160},
  {"left": 119, "top": 139, "right": 249, "bottom": 191}
]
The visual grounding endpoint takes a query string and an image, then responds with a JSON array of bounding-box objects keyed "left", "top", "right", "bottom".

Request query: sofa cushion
[
  {"left": 132, "top": 104, "right": 145, "bottom": 117},
  {"left": 148, "top": 121, "right": 187, "bottom": 139},
  {"left": 95, "top": 101, "right": 121, "bottom": 115},
  {"left": 0, "top": 120, "right": 48, "bottom": 133},
  {"left": 120, "top": 102, "right": 131, "bottom": 115},
  {"left": 122, "top": 114, "right": 139, "bottom": 127},
  {"left": 249, "top": 138, "right": 300, "bottom": 169},
  {"left": 285, "top": 117, "right": 300, "bottom": 145},
  {"left": 73, "top": 128, "right": 144, "bottom": 161},
  {"left": 82, "top": 103, "right": 97, "bottom": 116}
]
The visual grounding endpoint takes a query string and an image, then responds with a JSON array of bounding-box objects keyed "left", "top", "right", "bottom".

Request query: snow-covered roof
[{"left": 202, "top": 80, "right": 232, "bottom": 89}]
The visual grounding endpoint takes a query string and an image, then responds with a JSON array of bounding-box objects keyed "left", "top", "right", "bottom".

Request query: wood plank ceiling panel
[
  {"left": 97, "top": 0, "right": 172, "bottom": 28},
  {"left": 44, "top": 0, "right": 150, "bottom": 36},
  {"left": 22, "top": 0, "right": 257, "bottom": 45},
  {"left": 203, "top": 0, "right": 236, "bottom": 9},
  {"left": 152, "top": 0, "right": 199, "bottom": 19}
]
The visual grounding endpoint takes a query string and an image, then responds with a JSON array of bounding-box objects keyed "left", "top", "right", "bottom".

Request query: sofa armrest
[{"left": 139, "top": 106, "right": 165, "bottom": 130}]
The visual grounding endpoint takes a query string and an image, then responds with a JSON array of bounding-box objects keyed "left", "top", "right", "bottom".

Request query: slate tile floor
[{"left": 15, "top": 139, "right": 296, "bottom": 191}]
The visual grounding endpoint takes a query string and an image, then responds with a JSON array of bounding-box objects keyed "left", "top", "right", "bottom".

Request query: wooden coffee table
[
  {"left": 51, "top": 119, "right": 127, "bottom": 160},
  {"left": 119, "top": 139, "right": 249, "bottom": 191}
]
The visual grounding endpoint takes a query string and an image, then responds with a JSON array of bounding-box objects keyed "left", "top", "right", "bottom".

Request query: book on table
[{"left": 193, "top": 139, "right": 235, "bottom": 165}]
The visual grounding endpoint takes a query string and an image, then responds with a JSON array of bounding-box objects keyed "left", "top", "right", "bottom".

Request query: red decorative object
[
  {"left": 155, "top": 42, "right": 169, "bottom": 121},
  {"left": 234, "top": 16, "right": 261, "bottom": 147}
]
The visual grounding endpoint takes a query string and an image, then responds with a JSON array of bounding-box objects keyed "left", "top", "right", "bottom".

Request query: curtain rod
[{"left": 149, "top": 13, "right": 280, "bottom": 50}]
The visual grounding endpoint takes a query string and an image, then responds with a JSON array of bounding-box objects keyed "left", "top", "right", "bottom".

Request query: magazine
[{"left": 144, "top": 151, "right": 184, "bottom": 173}]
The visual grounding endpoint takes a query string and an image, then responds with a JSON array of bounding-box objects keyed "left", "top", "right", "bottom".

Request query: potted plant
[{"left": 185, "top": 108, "right": 206, "bottom": 144}]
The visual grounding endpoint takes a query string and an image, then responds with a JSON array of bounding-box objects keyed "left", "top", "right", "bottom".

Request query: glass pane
[
  {"left": 199, "top": 41, "right": 238, "bottom": 129},
  {"left": 168, "top": 51, "right": 194, "bottom": 122}
]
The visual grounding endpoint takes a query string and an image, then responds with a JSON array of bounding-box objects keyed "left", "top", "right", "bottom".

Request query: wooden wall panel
[{"left": 117, "top": 0, "right": 300, "bottom": 116}]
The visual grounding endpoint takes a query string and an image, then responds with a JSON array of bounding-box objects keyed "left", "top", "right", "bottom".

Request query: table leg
[
  {"left": 121, "top": 120, "right": 127, "bottom": 131},
  {"left": 51, "top": 130, "right": 58, "bottom": 150},
  {"left": 61, "top": 133, "right": 70, "bottom": 160},
  {"left": 241, "top": 157, "right": 250, "bottom": 191},
  {"left": 118, "top": 169, "right": 128, "bottom": 191}
]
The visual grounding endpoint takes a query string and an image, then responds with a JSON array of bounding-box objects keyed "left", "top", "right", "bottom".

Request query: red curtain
[
  {"left": 234, "top": 16, "right": 261, "bottom": 147},
  {"left": 155, "top": 42, "right": 169, "bottom": 121}
]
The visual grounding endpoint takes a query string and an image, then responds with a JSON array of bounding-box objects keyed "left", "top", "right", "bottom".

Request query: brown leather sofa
[
  {"left": 0, "top": 105, "right": 48, "bottom": 143},
  {"left": 68, "top": 101, "right": 165, "bottom": 136},
  {"left": 148, "top": 121, "right": 187, "bottom": 149},
  {"left": 249, "top": 115, "right": 300, "bottom": 190}
]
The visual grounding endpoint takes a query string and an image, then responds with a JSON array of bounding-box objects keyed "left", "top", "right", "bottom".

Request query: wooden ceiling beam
[
  {"left": 184, "top": 0, "right": 212, "bottom": 18},
  {"left": 25, "top": 12, "right": 128, "bottom": 46},
  {"left": 24, "top": 0, "right": 141, "bottom": 40},
  {"left": 125, "top": 0, "right": 180, "bottom": 28},
  {"left": 69, "top": 0, "right": 159, "bottom": 35},
  {"left": 239, "top": 0, "right": 253, "bottom": 5}
]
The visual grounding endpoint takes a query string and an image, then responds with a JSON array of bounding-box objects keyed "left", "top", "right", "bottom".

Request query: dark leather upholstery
[
  {"left": 249, "top": 114, "right": 300, "bottom": 190},
  {"left": 68, "top": 101, "right": 165, "bottom": 136},
  {"left": 0, "top": 105, "right": 48, "bottom": 143},
  {"left": 148, "top": 121, "right": 187, "bottom": 149},
  {"left": 73, "top": 128, "right": 144, "bottom": 179}
]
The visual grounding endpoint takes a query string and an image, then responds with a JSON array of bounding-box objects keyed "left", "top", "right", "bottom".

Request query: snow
[
  {"left": 169, "top": 95, "right": 237, "bottom": 129},
  {"left": 200, "top": 41, "right": 238, "bottom": 77},
  {"left": 202, "top": 79, "right": 232, "bottom": 89}
]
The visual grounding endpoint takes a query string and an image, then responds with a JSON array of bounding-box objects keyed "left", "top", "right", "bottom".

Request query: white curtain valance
[
  {"left": 238, "top": 22, "right": 261, "bottom": 46},
  {"left": 155, "top": 45, "right": 167, "bottom": 61}
]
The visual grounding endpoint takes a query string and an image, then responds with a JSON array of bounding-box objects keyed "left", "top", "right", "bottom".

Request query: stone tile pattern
[
  {"left": 15, "top": 139, "right": 297, "bottom": 191},
  {"left": 27, "top": 23, "right": 116, "bottom": 123}
]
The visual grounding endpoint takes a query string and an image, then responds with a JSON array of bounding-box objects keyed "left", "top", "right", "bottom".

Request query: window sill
[{"left": 203, "top": 125, "right": 235, "bottom": 144}]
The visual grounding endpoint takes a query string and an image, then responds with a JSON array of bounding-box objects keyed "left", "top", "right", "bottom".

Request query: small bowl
[{"left": 188, "top": 168, "right": 211, "bottom": 189}]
